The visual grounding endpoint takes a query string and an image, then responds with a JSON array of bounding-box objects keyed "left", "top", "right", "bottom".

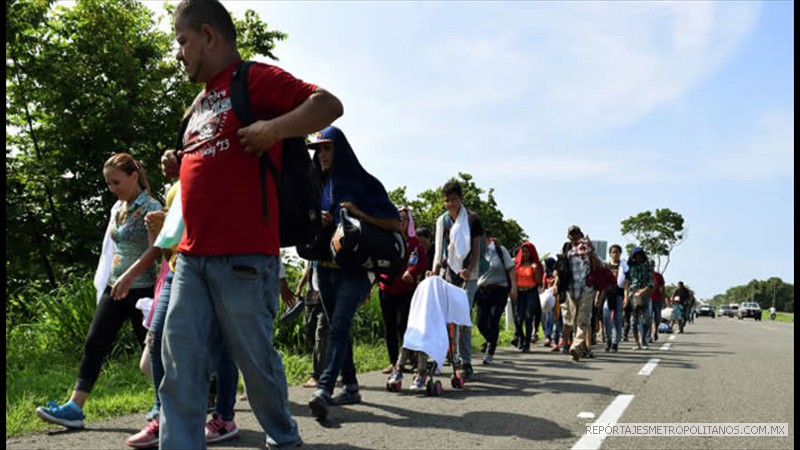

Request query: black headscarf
[{"left": 312, "top": 126, "right": 399, "bottom": 221}]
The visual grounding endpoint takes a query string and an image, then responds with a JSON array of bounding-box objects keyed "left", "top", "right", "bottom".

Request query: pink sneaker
[
  {"left": 205, "top": 413, "right": 239, "bottom": 444},
  {"left": 126, "top": 420, "right": 159, "bottom": 449}
]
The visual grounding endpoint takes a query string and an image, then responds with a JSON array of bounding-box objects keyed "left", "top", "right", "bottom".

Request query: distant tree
[
  {"left": 388, "top": 173, "right": 527, "bottom": 252},
  {"left": 620, "top": 208, "right": 685, "bottom": 274}
]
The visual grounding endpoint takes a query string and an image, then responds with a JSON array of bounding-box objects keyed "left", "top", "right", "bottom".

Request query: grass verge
[{"left": 6, "top": 337, "right": 389, "bottom": 439}]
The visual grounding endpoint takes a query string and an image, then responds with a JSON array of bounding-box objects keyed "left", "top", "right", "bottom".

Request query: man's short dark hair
[
  {"left": 175, "top": 0, "right": 237, "bottom": 44},
  {"left": 609, "top": 244, "right": 622, "bottom": 254},
  {"left": 416, "top": 227, "right": 432, "bottom": 240},
  {"left": 442, "top": 180, "right": 462, "bottom": 198}
]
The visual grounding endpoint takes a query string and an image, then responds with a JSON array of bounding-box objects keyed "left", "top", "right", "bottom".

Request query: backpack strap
[
  {"left": 230, "top": 60, "right": 279, "bottom": 225},
  {"left": 175, "top": 115, "right": 190, "bottom": 151}
]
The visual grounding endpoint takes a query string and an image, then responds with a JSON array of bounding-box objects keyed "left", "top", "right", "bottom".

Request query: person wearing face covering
[
  {"left": 378, "top": 207, "right": 429, "bottom": 374},
  {"left": 306, "top": 126, "right": 402, "bottom": 421}
]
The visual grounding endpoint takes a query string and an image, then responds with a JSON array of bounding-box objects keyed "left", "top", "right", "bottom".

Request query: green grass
[
  {"left": 6, "top": 272, "right": 530, "bottom": 439},
  {"left": 6, "top": 340, "right": 155, "bottom": 438},
  {"left": 6, "top": 336, "right": 389, "bottom": 439},
  {"left": 770, "top": 312, "right": 794, "bottom": 323},
  {"left": 6, "top": 317, "right": 510, "bottom": 438}
]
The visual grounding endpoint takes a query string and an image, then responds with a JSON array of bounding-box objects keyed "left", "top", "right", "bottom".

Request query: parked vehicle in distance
[
  {"left": 718, "top": 305, "right": 733, "bottom": 317},
  {"left": 697, "top": 304, "right": 715, "bottom": 318},
  {"left": 738, "top": 302, "right": 762, "bottom": 321},
  {"left": 730, "top": 303, "right": 740, "bottom": 316}
]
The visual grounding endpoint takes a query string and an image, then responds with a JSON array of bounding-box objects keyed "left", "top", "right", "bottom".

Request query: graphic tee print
[{"left": 176, "top": 61, "right": 317, "bottom": 256}]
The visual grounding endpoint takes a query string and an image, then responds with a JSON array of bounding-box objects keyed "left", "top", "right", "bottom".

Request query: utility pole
[{"left": 773, "top": 284, "right": 776, "bottom": 308}]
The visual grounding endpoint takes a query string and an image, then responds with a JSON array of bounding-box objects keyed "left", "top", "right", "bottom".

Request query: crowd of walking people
[{"left": 32, "top": 1, "right": 696, "bottom": 448}]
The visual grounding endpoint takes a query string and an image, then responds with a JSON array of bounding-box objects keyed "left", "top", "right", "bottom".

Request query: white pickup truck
[{"left": 737, "top": 302, "right": 762, "bottom": 321}]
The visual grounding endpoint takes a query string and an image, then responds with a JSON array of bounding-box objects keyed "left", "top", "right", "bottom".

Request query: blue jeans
[
  {"left": 514, "top": 288, "right": 541, "bottom": 347},
  {"left": 455, "top": 280, "right": 478, "bottom": 365},
  {"left": 159, "top": 254, "right": 298, "bottom": 449},
  {"left": 652, "top": 301, "right": 663, "bottom": 335},
  {"left": 603, "top": 293, "right": 623, "bottom": 346},
  {"left": 631, "top": 295, "right": 653, "bottom": 343},
  {"left": 544, "top": 310, "right": 563, "bottom": 343},
  {"left": 148, "top": 271, "right": 238, "bottom": 421},
  {"left": 316, "top": 266, "right": 371, "bottom": 395},
  {"left": 147, "top": 271, "right": 173, "bottom": 413}
]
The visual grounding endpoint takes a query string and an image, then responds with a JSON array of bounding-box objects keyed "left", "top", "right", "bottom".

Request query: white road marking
[
  {"left": 660, "top": 342, "right": 672, "bottom": 351},
  {"left": 577, "top": 412, "right": 596, "bottom": 419},
  {"left": 668, "top": 335, "right": 676, "bottom": 341},
  {"left": 638, "top": 358, "right": 661, "bottom": 376},
  {"left": 572, "top": 394, "right": 635, "bottom": 450}
]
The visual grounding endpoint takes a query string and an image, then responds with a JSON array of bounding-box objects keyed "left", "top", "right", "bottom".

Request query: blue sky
[{"left": 147, "top": 1, "right": 793, "bottom": 299}]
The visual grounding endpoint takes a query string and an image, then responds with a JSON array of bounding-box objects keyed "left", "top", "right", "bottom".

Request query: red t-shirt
[
  {"left": 379, "top": 236, "right": 429, "bottom": 295},
  {"left": 651, "top": 272, "right": 665, "bottom": 302},
  {"left": 177, "top": 61, "right": 317, "bottom": 256}
]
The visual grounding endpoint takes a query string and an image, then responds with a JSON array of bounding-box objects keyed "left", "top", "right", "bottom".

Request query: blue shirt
[{"left": 109, "top": 191, "right": 162, "bottom": 288}]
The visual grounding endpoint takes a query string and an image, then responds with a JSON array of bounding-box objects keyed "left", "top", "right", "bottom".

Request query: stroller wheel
[
  {"left": 425, "top": 378, "right": 434, "bottom": 396},
  {"left": 450, "top": 374, "right": 465, "bottom": 389},
  {"left": 434, "top": 380, "right": 443, "bottom": 396},
  {"left": 386, "top": 379, "right": 401, "bottom": 392}
]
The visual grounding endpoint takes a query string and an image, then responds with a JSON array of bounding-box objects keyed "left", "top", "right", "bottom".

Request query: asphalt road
[{"left": 7, "top": 316, "right": 794, "bottom": 449}]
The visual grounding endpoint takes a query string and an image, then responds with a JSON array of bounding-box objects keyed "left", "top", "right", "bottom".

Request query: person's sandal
[
  {"left": 381, "top": 364, "right": 394, "bottom": 374},
  {"left": 302, "top": 377, "right": 318, "bottom": 388}
]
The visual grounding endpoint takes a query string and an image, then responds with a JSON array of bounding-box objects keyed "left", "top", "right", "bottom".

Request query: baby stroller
[{"left": 386, "top": 276, "right": 473, "bottom": 396}]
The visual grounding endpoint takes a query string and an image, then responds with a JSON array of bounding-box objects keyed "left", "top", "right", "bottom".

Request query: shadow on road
[{"left": 314, "top": 403, "right": 574, "bottom": 441}]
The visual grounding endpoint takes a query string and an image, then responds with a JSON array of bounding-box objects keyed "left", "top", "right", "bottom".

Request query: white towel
[
  {"left": 135, "top": 297, "right": 155, "bottom": 330},
  {"left": 93, "top": 201, "right": 121, "bottom": 303},
  {"left": 446, "top": 206, "right": 471, "bottom": 273},
  {"left": 401, "top": 276, "right": 473, "bottom": 371},
  {"left": 617, "top": 260, "right": 629, "bottom": 289}
]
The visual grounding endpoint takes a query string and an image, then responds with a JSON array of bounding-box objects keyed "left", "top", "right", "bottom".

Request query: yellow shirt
[{"left": 164, "top": 182, "right": 181, "bottom": 272}]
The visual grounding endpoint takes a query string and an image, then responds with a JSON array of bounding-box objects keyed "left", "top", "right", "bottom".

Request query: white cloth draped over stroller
[{"left": 401, "top": 276, "right": 473, "bottom": 371}]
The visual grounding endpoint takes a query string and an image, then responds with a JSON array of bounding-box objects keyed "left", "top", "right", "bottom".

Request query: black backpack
[
  {"left": 330, "top": 208, "right": 406, "bottom": 276},
  {"left": 175, "top": 61, "right": 323, "bottom": 248},
  {"left": 230, "top": 61, "right": 323, "bottom": 248},
  {"left": 554, "top": 241, "right": 573, "bottom": 295}
]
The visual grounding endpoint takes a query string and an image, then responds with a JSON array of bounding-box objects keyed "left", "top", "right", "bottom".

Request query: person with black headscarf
[{"left": 305, "top": 126, "right": 401, "bottom": 421}]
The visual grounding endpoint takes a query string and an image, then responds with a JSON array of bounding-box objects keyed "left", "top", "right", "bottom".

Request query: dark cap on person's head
[{"left": 567, "top": 225, "right": 583, "bottom": 236}]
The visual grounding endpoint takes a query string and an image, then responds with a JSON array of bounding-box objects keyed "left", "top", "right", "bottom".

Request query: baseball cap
[
  {"left": 567, "top": 225, "right": 583, "bottom": 236},
  {"left": 306, "top": 130, "right": 334, "bottom": 148}
]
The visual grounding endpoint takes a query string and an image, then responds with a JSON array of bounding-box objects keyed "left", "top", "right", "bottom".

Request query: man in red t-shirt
[
  {"left": 158, "top": 2, "right": 342, "bottom": 448},
  {"left": 650, "top": 263, "right": 666, "bottom": 342}
]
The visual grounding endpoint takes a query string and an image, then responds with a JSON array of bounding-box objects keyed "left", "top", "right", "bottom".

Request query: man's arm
[
  {"left": 238, "top": 88, "right": 343, "bottom": 156},
  {"left": 295, "top": 262, "right": 313, "bottom": 298},
  {"left": 340, "top": 201, "right": 403, "bottom": 233},
  {"left": 459, "top": 235, "right": 482, "bottom": 280},
  {"left": 429, "top": 215, "right": 445, "bottom": 277}
]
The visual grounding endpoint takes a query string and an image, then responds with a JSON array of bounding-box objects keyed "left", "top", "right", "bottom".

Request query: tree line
[
  {"left": 11, "top": 0, "right": 767, "bottom": 326},
  {"left": 709, "top": 278, "right": 794, "bottom": 313}
]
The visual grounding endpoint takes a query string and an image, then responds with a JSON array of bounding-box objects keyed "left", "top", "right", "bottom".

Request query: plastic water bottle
[{"left": 408, "top": 247, "right": 419, "bottom": 268}]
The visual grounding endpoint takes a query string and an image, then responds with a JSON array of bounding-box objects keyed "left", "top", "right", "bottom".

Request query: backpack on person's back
[
  {"left": 231, "top": 61, "right": 323, "bottom": 248},
  {"left": 554, "top": 242, "right": 573, "bottom": 295}
]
